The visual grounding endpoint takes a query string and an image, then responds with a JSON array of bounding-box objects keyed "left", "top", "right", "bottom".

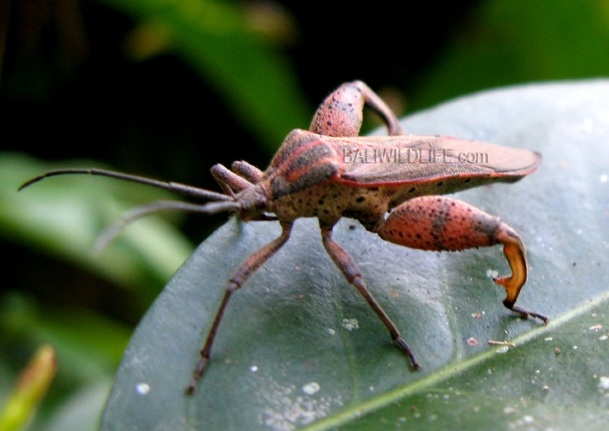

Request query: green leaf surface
[{"left": 101, "top": 81, "right": 609, "bottom": 430}]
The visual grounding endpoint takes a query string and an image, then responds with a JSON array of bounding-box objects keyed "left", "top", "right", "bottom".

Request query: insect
[{"left": 20, "top": 81, "right": 549, "bottom": 394}]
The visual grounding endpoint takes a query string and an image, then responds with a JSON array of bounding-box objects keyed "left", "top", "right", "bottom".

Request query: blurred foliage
[
  {"left": 0, "top": 0, "right": 608, "bottom": 429},
  {"left": 407, "top": 0, "right": 609, "bottom": 110},
  {"left": 0, "top": 345, "right": 56, "bottom": 431},
  {"left": 96, "top": 0, "right": 310, "bottom": 151}
]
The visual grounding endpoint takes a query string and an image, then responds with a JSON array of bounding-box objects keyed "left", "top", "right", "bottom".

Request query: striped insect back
[{"left": 267, "top": 130, "right": 339, "bottom": 198}]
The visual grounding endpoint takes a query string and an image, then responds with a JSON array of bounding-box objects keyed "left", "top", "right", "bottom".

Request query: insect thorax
[{"left": 269, "top": 182, "right": 392, "bottom": 230}]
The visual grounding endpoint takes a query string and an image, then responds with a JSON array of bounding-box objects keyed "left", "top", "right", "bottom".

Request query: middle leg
[{"left": 320, "top": 224, "right": 420, "bottom": 369}]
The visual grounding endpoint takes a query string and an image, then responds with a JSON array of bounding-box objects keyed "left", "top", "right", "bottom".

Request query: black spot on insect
[
  {"left": 356, "top": 196, "right": 365, "bottom": 203},
  {"left": 409, "top": 187, "right": 416, "bottom": 193},
  {"left": 437, "top": 181, "right": 443, "bottom": 187}
]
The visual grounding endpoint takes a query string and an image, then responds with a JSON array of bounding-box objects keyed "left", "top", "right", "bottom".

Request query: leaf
[
  {"left": 101, "top": 81, "right": 609, "bottom": 430},
  {"left": 1, "top": 153, "right": 194, "bottom": 297}
]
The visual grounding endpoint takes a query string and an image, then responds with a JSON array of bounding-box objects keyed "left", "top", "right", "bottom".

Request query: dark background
[
  {"left": 1, "top": 1, "right": 480, "bottom": 176},
  {"left": 1, "top": 0, "right": 480, "bottom": 321}
]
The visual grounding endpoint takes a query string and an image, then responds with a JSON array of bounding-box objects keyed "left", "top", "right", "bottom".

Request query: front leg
[
  {"left": 210, "top": 162, "right": 264, "bottom": 195},
  {"left": 187, "top": 222, "right": 293, "bottom": 394},
  {"left": 211, "top": 164, "right": 252, "bottom": 195},
  {"left": 376, "top": 196, "right": 548, "bottom": 323}
]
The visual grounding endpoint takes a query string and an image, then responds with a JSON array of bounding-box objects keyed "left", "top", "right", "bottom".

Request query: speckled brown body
[
  {"left": 259, "top": 124, "right": 540, "bottom": 233},
  {"left": 269, "top": 182, "right": 387, "bottom": 229},
  {"left": 21, "top": 81, "right": 549, "bottom": 395}
]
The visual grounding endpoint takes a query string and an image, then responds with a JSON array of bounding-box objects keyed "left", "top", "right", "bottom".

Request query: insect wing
[{"left": 329, "top": 135, "right": 541, "bottom": 186}]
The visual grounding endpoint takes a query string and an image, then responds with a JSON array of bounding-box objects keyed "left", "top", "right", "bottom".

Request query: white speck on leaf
[
  {"left": 486, "top": 269, "right": 499, "bottom": 278},
  {"left": 342, "top": 318, "right": 359, "bottom": 331},
  {"left": 135, "top": 382, "right": 150, "bottom": 395},
  {"left": 302, "top": 382, "right": 320, "bottom": 395},
  {"left": 599, "top": 376, "right": 609, "bottom": 392},
  {"left": 261, "top": 376, "right": 337, "bottom": 431}
]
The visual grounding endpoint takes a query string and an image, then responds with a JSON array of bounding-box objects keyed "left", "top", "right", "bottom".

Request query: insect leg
[
  {"left": 376, "top": 196, "right": 548, "bottom": 323},
  {"left": 309, "top": 81, "right": 404, "bottom": 138},
  {"left": 352, "top": 81, "right": 404, "bottom": 136},
  {"left": 320, "top": 226, "right": 420, "bottom": 369},
  {"left": 186, "top": 222, "right": 293, "bottom": 395},
  {"left": 211, "top": 164, "right": 252, "bottom": 195},
  {"left": 231, "top": 161, "right": 264, "bottom": 184},
  {"left": 211, "top": 162, "right": 264, "bottom": 197}
]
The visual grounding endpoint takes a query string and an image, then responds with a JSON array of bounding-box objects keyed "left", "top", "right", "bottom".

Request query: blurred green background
[{"left": 1, "top": 0, "right": 609, "bottom": 429}]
